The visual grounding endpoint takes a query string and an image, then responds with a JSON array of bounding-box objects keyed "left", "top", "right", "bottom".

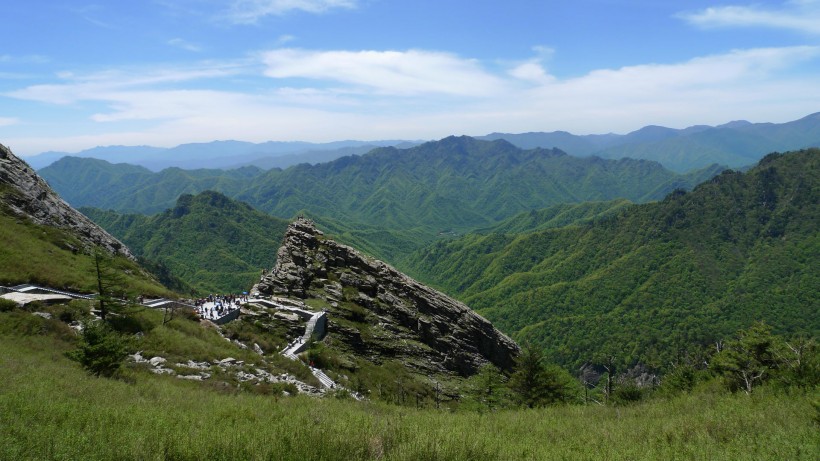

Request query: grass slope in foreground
[{"left": 1, "top": 327, "right": 817, "bottom": 460}]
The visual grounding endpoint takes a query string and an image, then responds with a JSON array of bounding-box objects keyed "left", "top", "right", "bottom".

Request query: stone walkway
[{"left": 248, "top": 298, "right": 362, "bottom": 399}]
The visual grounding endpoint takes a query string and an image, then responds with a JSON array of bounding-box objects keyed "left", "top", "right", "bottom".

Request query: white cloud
[
  {"left": 7, "top": 65, "right": 242, "bottom": 105},
  {"left": 3, "top": 45, "right": 820, "bottom": 155},
  {"left": 508, "top": 60, "right": 555, "bottom": 84},
  {"left": 168, "top": 38, "right": 202, "bottom": 52},
  {"left": 0, "top": 117, "right": 17, "bottom": 127},
  {"left": 262, "top": 48, "right": 507, "bottom": 96},
  {"left": 276, "top": 34, "right": 296, "bottom": 45},
  {"left": 482, "top": 46, "right": 820, "bottom": 133},
  {"left": 226, "top": 0, "right": 357, "bottom": 24},
  {"left": 681, "top": 1, "right": 820, "bottom": 34}
]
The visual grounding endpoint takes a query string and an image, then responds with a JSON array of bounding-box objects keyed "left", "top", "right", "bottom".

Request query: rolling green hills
[
  {"left": 240, "top": 136, "right": 723, "bottom": 235},
  {"left": 40, "top": 157, "right": 263, "bottom": 214},
  {"left": 82, "top": 191, "right": 291, "bottom": 294},
  {"left": 41, "top": 137, "right": 722, "bottom": 227},
  {"left": 42, "top": 136, "right": 723, "bottom": 263},
  {"left": 405, "top": 149, "right": 820, "bottom": 371}
]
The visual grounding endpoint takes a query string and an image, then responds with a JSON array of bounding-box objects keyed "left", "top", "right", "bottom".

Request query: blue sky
[{"left": 2, "top": 0, "right": 820, "bottom": 156}]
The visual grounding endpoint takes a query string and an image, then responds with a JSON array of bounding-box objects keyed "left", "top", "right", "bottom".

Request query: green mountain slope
[
  {"left": 0, "top": 195, "right": 169, "bottom": 296},
  {"left": 405, "top": 149, "right": 820, "bottom": 371},
  {"left": 82, "top": 191, "right": 291, "bottom": 294},
  {"left": 40, "top": 157, "right": 263, "bottom": 214},
  {"left": 42, "top": 136, "right": 722, "bottom": 264},
  {"left": 240, "top": 136, "right": 721, "bottom": 233},
  {"left": 474, "top": 200, "right": 634, "bottom": 235},
  {"left": 42, "top": 137, "right": 720, "bottom": 226}
]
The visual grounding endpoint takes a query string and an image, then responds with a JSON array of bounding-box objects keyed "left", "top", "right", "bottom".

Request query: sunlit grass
[
  {"left": 0, "top": 206, "right": 172, "bottom": 297},
  {"left": 1, "top": 331, "right": 817, "bottom": 460}
]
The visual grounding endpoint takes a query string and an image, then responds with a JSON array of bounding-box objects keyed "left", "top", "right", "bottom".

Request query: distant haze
[{"left": 26, "top": 112, "right": 820, "bottom": 173}]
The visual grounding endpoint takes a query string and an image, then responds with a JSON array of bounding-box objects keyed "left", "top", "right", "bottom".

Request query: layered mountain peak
[
  {"left": 0, "top": 143, "right": 132, "bottom": 259},
  {"left": 252, "top": 217, "right": 520, "bottom": 376}
]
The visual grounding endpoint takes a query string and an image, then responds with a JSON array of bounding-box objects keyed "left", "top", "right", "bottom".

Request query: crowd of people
[{"left": 193, "top": 293, "right": 248, "bottom": 320}]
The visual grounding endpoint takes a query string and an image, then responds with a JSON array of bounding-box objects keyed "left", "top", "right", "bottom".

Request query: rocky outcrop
[
  {"left": 252, "top": 217, "right": 520, "bottom": 376},
  {"left": 0, "top": 143, "right": 132, "bottom": 258}
]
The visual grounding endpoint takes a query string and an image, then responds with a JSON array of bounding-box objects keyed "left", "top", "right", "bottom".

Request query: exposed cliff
[
  {"left": 252, "top": 218, "right": 520, "bottom": 380},
  {"left": 0, "top": 143, "right": 132, "bottom": 258}
]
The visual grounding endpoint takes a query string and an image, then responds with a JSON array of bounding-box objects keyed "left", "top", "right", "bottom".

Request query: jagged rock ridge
[
  {"left": 0, "top": 143, "right": 132, "bottom": 258},
  {"left": 252, "top": 217, "right": 520, "bottom": 377}
]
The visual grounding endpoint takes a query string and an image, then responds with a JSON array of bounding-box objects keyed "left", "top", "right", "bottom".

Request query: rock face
[
  {"left": 252, "top": 217, "right": 520, "bottom": 376},
  {"left": 0, "top": 143, "right": 132, "bottom": 258}
]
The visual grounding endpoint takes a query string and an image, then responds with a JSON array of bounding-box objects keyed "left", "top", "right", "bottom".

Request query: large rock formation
[
  {"left": 252, "top": 217, "right": 520, "bottom": 376},
  {"left": 0, "top": 143, "right": 132, "bottom": 258}
]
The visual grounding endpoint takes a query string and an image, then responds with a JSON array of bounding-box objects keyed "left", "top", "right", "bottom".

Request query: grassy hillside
[
  {"left": 1, "top": 314, "right": 817, "bottom": 460},
  {"left": 0, "top": 185, "right": 171, "bottom": 297},
  {"left": 405, "top": 149, "right": 820, "bottom": 371},
  {"left": 83, "top": 191, "right": 291, "bottom": 294}
]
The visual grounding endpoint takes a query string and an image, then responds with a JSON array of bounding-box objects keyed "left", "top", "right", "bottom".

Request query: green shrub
[
  {"left": 0, "top": 298, "right": 17, "bottom": 312},
  {"left": 67, "top": 321, "right": 128, "bottom": 377},
  {"left": 612, "top": 382, "right": 645, "bottom": 404},
  {"left": 52, "top": 300, "right": 92, "bottom": 323}
]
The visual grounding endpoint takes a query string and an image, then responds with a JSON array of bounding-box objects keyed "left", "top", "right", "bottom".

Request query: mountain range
[
  {"left": 70, "top": 144, "right": 820, "bottom": 378},
  {"left": 42, "top": 136, "right": 724, "bottom": 262},
  {"left": 26, "top": 112, "right": 820, "bottom": 173},
  {"left": 480, "top": 112, "right": 820, "bottom": 172},
  {"left": 26, "top": 139, "right": 420, "bottom": 171}
]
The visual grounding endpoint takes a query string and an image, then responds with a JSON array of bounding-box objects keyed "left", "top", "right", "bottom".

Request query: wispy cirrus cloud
[
  {"left": 0, "top": 117, "right": 18, "bottom": 127},
  {"left": 226, "top": 0, "right": 357, "bottom": 24},
  {"left": 7, "top": 65, "right": 243, "bottom": 105},
  {"left": 680, "top": 0, "right": 820, "bottom": 34},
  {"left": 168, "top": 38, "right": 203, "bottom": 52}
]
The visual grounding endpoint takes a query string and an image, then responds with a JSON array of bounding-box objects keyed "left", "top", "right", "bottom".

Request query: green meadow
[{"left": 1, "top": 314, "right": 817, "bottom": 461}]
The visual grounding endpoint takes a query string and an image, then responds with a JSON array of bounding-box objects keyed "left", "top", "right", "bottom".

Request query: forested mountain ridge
[
  {"left": 29, "top": 112, "right": 820, "bottom": 173},
  {"left": 405, "top": 149, "right": 819, "bottom": 371},
  {"left": 239, "top": 136, "right": 722, "bottom": 234},
  {"left": 26, "top": 139, "right": 417, "bottom": 171},
  {"left": 41, "top": 157, "right": 263, "bottom": 214},
  {"left": 42, "top": 135, "right": 722, "bottom": 233},
  {"left": 45, "top": 136, "right": 725, "bottom": 266},
  {"left": 82, "top": 191, "right": 290, "bottom": 294}
]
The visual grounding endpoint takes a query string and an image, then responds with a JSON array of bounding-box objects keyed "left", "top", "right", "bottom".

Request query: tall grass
[
  {"left": 0, "top": 209, "right": 173, "bottom": 297},
  {"left": 1, "top": 333, "right": 817, "bottom": 460}
]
